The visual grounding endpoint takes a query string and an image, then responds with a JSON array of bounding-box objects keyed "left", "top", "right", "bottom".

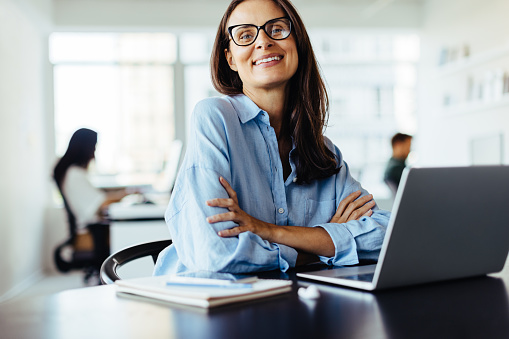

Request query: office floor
[{"left": 10, "top": 271, "right": 89, "bottom": 302}]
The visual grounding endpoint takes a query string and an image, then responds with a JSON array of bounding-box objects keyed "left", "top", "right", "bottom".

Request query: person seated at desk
[
  {"left": 54, "top": 128, "right": 128, "bottom": 231},
  {"left": 154, "top": 0, "right": 390, "bottom": 276}
]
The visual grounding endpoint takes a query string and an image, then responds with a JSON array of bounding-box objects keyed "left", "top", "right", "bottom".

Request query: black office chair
[
  {"left": 100, "top": 239, "right": 172, "bottom": 285},
  {"left": 53, "top": 182, "right": 111, "bottom": 284}
]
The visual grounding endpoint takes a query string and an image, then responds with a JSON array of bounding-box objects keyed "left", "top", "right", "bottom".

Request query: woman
[
  {"left": 154, "top": 0, "right": 390, "bottom": 275},
  {"left": 54, "top": 128, "right": 125, "bottom": 231}
]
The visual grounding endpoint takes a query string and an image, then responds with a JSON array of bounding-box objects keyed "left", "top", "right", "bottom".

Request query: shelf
[
  {"left": 318, "top": 58, "right": 418, "bottom": 67},
  {"left": 436, "top": 43, "right": 509, "bottom": 78},
  {"left": 441, "top": 94, "right": 509, "bottom": 116}
]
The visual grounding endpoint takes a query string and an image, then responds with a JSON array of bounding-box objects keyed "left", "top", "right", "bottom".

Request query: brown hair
[
  {"left": 54, "top": 128, "right": 97, "bottom": 188},
  {"left": 211, "top": 0, "right": 339, "bottom": 184},
  {"left": 391, "top": 133, "right": 413, "bottom": 147}
]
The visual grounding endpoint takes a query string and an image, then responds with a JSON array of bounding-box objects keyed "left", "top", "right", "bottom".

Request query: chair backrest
[
  {"left": 53, "top": 178, "right": 110, "bottom": 274},
  {"left": 100, "top": 239, "right": 173, "bottom": 285},
  {"left": 55, "top": 181, "right": 79, "bottom": 239}
]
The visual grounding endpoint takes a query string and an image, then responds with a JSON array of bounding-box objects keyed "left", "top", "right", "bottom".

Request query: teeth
[{"left": 254, "top": 56, "right": 281, "bottom": 65}]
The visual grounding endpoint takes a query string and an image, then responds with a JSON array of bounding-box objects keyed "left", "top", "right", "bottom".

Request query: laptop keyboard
[{"left": 337, "top": 272, "right": 375, "bottom": 282}]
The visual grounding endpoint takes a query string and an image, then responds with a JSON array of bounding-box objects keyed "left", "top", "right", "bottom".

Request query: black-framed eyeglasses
[{"left": 228, "top": 17, "right": 292, "bottom": 47}]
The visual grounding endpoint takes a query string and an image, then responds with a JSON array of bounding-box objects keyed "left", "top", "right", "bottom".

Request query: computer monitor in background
[{"left": 152, "top": 139, "right": 183, "bottom": 194}]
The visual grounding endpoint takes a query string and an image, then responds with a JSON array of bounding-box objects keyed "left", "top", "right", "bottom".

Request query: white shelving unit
[
  {"left": 441, "top": 94, "right": 509, "bottom": 117},
  {"left": 435, "top": 43, "right": 509, "bottom": 116},
  {"left": 436, "top": 43, "right": 509, "bottom": 78}
]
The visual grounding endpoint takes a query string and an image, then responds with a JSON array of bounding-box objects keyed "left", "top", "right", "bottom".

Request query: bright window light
[{"left": 51, "top": 32, "right": 176, "bottom": 175}]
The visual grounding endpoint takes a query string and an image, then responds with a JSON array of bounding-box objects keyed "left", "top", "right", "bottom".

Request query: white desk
[{"left": 108, "top": 203, "right": 170, "bottom": 279}]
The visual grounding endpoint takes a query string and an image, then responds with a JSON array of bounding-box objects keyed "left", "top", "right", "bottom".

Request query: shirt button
[
  {"left": 293, "top": 177, "right": 297, "bottom": 183},
  {"left": 278, "top": 208, "right": 285, "bottom": 214}
]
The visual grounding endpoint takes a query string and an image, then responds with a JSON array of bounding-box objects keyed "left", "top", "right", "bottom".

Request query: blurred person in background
[
  {"left": 384, "top": 133, "right": 413, "bottom": 196},
  {"left": 53, "top": 128, "right": 128, "bottom": 284},
  {"left": 54, "top": 128, "right": 127, "bottom": 228}
]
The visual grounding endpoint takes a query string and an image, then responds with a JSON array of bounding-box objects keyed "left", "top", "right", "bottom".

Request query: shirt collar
[{"left": 226, "top": 94, "right": 265, "bottom": 124}]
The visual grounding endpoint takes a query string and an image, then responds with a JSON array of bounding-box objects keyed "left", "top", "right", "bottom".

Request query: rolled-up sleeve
[
  {"left": 317, "top": 209, "right": 390, "bottom": 266},
  {"left": 313, "top": 144, "right": 390, "bottom": 266}
]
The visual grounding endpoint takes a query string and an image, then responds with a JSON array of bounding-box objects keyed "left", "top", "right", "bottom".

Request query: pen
[{"left": 166, "top": 281, "right": 253, "bottom": 289}]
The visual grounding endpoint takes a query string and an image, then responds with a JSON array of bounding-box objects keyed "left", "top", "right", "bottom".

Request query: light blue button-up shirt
[{"left": 154, "top": 94, "right": 390, "bottom": 275}]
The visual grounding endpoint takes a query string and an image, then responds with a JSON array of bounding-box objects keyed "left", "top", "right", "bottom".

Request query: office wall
[
  {"left": 52, "top": 0, "right": 423, "bottom": 29},
  {"left": 417, "top": 0, "right": 509, "bottom": 166},
  {"left": 0, "top": 0, "right": 53, "bottom": 302}
]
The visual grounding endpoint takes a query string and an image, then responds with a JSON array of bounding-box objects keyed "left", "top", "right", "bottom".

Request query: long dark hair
[
  {"left": 210, "top": 0, "right": 339, "bottom": 184},
  {"left": 53, "top": 128, "right": 97, "bottom": 188}
]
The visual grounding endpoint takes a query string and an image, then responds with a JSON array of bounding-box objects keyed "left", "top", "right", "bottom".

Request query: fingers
[
  {"left": 207, "top": 176, "right": 256, "bottom": 238},
  {"left": 346, "top": 200, "right": 375, "bottom": 222},
  {"left": 217, "top": 227, "right": 244, "bottom": 237},
  {"left": 206, "top": 198, "right": 236, "bottom": 209},
  {"left": 219, "top": 177, "right": 238, "bottom": 203},
  {"left": 206, "top": 211, "right": 238, "bottom": 224},
  {"left": 334, "top": 191, "right": 362, "bottom": 218},
  {"left": 332, "top": 191, "right": 375, "bottom": 223},
  {"left": 361, "top": 209, "right": 373, "bottom": 218},
  {"left": 344, "top": 194, "right": 373, "bottom": 216}
]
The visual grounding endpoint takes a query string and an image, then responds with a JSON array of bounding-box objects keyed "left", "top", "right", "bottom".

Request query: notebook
[
  {"left": 297, "top": 166, "right": 509, "bottom": 291},
  {"left": 115, "top": 272, "right": 293, "bottom": 308}
]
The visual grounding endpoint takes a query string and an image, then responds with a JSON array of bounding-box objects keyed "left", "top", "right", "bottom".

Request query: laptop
[{"left": 297, "top": 166, "right": 509, "bottom": 291}]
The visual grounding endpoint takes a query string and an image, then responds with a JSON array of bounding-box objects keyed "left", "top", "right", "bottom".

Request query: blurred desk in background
[
  {"left": 107, "top": 201, "right": 170, "bottom": 279},
  {"left": 90, "top": 172, "right": 158, "bottom": 191}
]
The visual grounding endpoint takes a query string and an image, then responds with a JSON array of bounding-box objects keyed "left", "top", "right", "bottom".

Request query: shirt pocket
[{"left": 305, "top": 199, "right": 337, "bottom": 226}]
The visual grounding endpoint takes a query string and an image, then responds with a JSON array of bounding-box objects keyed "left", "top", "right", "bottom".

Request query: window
[
  {"left": 179, "top": 32, "right": 219, "bottom": 141},
  {"left": 51, "top": 33, "right": 176, "bottom": 175}
]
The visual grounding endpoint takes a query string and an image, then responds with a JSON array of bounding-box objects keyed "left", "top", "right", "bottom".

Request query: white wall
[
  {"left": 417, "top": 0, "right": 509, "bottom": 166},
  {"left": 0, "top": 0, "right": 53, "bottom": 302},
  {"left": 52, "top": 0, "right": 423, "bottom": 29}
]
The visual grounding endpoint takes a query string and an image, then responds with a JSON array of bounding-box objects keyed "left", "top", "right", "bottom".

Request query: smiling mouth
[{"left": 253, "top": 56, "right": 282, "bottom": 66}]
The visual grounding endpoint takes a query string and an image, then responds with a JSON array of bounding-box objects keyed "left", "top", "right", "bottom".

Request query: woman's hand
[
  {"left": 207, "top": 177, "right": 336, "bottom": 257},
  {"left": 330, "top": 190, "right": 375, "bottom": 224},
  {"left": 206, "top": 177, "right": 274, "bottom": 240}
]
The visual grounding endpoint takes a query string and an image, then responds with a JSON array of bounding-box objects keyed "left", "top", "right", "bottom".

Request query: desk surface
[{"left": 2, "top": 267, "right": 509, "bottom": 339}]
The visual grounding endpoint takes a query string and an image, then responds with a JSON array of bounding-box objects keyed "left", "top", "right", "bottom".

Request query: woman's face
[{"left": 225, "top": 0, "right": 298, "bottom": 94}]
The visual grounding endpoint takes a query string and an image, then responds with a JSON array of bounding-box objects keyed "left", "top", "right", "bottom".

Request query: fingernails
[{"left": 217, "top": 231, "right": 223, "bottom": 236}]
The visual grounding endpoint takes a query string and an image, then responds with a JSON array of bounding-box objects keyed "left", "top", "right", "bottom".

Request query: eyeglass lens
[{"left": 231, "top": 18, "right": 291, "bottom": 46}]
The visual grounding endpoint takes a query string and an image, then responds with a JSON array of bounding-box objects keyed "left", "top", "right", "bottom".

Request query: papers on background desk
[
  {"left": 108, "top": 201, "right": 167, "bottom": 220},
  {"left": 115, "top": 274, "right": 293, "bottom": 308},
  {"left": 108, "top": 192, "right": 170, "bottom": 220}
]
